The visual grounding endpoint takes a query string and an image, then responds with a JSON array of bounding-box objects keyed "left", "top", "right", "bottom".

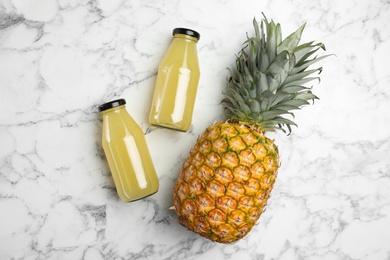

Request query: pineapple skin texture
[{"left": 173, "top": 121, "right": 279, "bottom": 243}]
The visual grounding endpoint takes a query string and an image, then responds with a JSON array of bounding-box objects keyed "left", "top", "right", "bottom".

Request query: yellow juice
[
  {"left": 149, "top": 28, "right": 200, "bottom": 132},
  {"left": 100, "top": 99, "right": 159, "bottom": 202}
]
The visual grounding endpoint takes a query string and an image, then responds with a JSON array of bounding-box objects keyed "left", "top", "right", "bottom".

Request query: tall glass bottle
[
  {"left": 99, "top": 99, "right": 159, "bottom": 202},
  {"left": 149, "top": 28, "right": 200, "bottom": 132}
]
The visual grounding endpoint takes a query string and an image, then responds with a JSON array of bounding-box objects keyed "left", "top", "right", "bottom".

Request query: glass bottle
[
  {"left": 99, "top": 99, "right": 159, "bottom": 202},
  {"left": 149, "top": 28, "right": 200, "bottom": 132}
]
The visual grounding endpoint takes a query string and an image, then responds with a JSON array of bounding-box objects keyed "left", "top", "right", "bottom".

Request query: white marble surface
[{"left": 1, "top": 0, "right": 390, "bottom": 259}]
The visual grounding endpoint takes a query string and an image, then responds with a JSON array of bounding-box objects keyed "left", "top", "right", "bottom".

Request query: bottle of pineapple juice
[
  {"left": 99, "top": 99, "right": 159, "bottom": 202},
  {"left": 149, "top": 28, "right": 200, "bottom": 132}
]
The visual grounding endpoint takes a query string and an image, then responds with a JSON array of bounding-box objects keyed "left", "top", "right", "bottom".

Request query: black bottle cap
[
  {"left": 172, "top": 28, "right": 200, "bottom": 40},
  {"left": 98, "top": 99, "right": 126, "bottom": 112}
]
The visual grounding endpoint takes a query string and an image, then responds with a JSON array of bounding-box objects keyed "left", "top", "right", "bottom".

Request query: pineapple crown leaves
[{"left": 222, "top": 13, "right": 331, "bottom": 134}]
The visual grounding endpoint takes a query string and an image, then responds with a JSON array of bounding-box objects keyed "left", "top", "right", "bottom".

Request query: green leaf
[
  {"left": 276, "top": 23, "right": 282, "bottom": 46},
  {"left": 261, "top": 109, "right": 292, "bottom": 120},
  {"left": 281, "top": 85, "right": 310, "bottom": 94},
  {"left": 277, "top": 23, "right": 305, "bottom": 54},
  {"left": 267, "top": 51, "right": 292, "bottom": 85},
  {"left": 269, "top": 91, "right": 291, "bottom": 106},
  {"left": 272, "top": 116, "right": 298, "bottom": 127},
  {"left": 295, "top": 48, "right": 321, "bottom": 67},
  {"left": 244, "top": 37, "right": 262, "bottom": 48},
  {"left": 292, "top": 54, "right": 332, "bottom": 74},
  {"left": 260, "top": 48, "right": 269, "bottom": 71},
  {"left": 267, "top": 62, "right": 288, "bottom": 81},
  {"left": 227, "top": 86, "right": 245, "bottom": 104},
  {"left": 294, "top": 41, "right": 314, "bottom": 51},
  {"left": 279, "top": 99, "right": 310, "bottom": 107},
  {"left": 256, "top": 71, "right": 269, "bottom": 95},
  {"left": 261, "top": 90, "right": 274, "bottom": 98},
  {"left": 267, "top": 75, "right": 279, "bottom": 93},
  {"left": 248, "top": 40, "right": 258, "bottom": 75},
  {"left": 283, "top": 68, "right": 321, "bottom": 85},
  {"left": 249, "top": 111, "right": 259, "bottom": 120},
  {"left": 260, "top": 97, "right": 269, "bottom": 112},
  {"left": 294, "top": 92, "right": 319, "bottom": 101},
  {"left": 282, "top": 77, "right": 320, "bottom": 88},
  {"left": 238, "top": 83, "right": 250, "bottom": 98},
  {"left": 267, "top": 51, "right": 290, "bottom": 74},
  {"left": 273, "top": 104, "right": 301, "bottom": 111},
  {"left": 226, "top": 67, "right": 235, "bottom": 80},
  {"left": 272, "top": 116, "right": 297, "bottom": 126},
  {"left": 266, "top": 20, "right": 277, "bottom": 63},
  {"left": 222, "top": 96, "right": 239, "bottom": 109},
  {"left": 238, "top": 100, "right": 251, "bottom": 115},
  {"left": 253, "top": 17, "right": 260, "bottom": 39},
  {"left": 243, "top": 65, "right": 255, "bottom": 86},
  {"left": 294, "top": 42, "right": 326, "bottom": 65},
  {"left": 293, "top": 41, "right": 315, "bottom": 62},
  {"left": 225, "top": 107, "right": 246, "bottom": 120},
  {"left": 249, "top": 81, "right": 257, "bottom": 99},
  {"left": 249, "top": 99, "right": 261, "bottom": 113},
  {"left": 260, "top": 19, "right": 266, "bottom": 47}
]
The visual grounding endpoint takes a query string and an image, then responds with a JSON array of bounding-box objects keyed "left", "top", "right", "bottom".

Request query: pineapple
[{"left": 172, "top": 14, "right": 329, "bottom": 243}]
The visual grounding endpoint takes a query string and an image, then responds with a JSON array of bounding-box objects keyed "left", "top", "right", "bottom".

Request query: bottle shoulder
[
  {"left": 102, "top": 109, "right": 143, "bottom": 135},
  {"left": 160, "top": 44, "right": 199, "bottom": 68}
]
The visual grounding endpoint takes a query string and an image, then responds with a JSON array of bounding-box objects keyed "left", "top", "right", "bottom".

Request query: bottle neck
[
  {"left": 100, "top": 105, "right": 126, "bottom": 115},
  {"left": 173, "top": 34, "right": 199, "bottom": 43}
]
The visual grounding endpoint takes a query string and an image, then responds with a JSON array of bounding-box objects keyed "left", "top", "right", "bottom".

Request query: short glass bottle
[
  {"left": 149, "top": 28, "right": 200, "bottom": 132},
  {"left": 99, "top": 99, "right": 159, "bottom": 202}
]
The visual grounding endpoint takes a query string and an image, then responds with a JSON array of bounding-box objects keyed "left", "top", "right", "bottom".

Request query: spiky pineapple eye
[
  {"left": 229, "top": 136, "right": 246, "bottom": 150},
  {"left": 191, "top": 152, "right": 204, "bottom": 165},
  {"left": 208, "top": 209, "right": 227, "bottom": 223},
  {"left": 249, "top": 208, "right": 261, "bottom": 220},
  {"left": 233, "top": 165, "right": 251, "bottom": 181},
  {"left": 207, "top": 180, "right": 226, "bottom": 197},
  {"left": 198, "top": 165, "right": 214, "bottom": 180},
  {"left": 189, "top": 178, "right": 205, "bottom": 195},
  {"left": 206, "top": 152, "right": 222, "bottom": 167},
  {"left": 263, "top": 156, "right": 275, "bottom": 170},
  {"left": 200, "top": 140, "right": 212, "bottom": 153},
  {"left": 229, "top": 210, "right": 246, "bottom": 225},
  {"left": 251, "top": 162, "right": 265, "bottom": 177},
  {"left": 177, "top": 182, "right": 190, "bottom": 200},
  {"left": 254, "top": 190, "right": 268, "bottom": 204},
  {"left": 208, "top": 127, "right": 221, "bottom": 139},
  {"left": 239, "top": 149, "right": 256, "bottom": 165},
  {"left": 227, "top": 182, "right": 245, "bottom": 197},
  {"left": 244, "top": 178, "right": 261, "bottom": 195},
  {"left": 196, "top": 193, "right": 215, "bottom": 215},
  {"left": 238, "top": 196, "right": 254, "bottom": 209},
  {"left": 222, "top": 152, "right": 239, "bottom": 167},
  {"left": 197, "top": 194, "right": 214, "bottom": 207},
  {"left": 215, "top": 167, "right": 234, "bottom": 182},
  {"left": 183, "top": 165, "right": 197, "bottom": 179},
  {"left": 213, "top": 138, "right": 228, "bottom": 152},
  {"left": 241, "top": 132, "right": 257, "bottom": 146},
  {"left": 236, "top": 224, "right": 251, "bottom": 238},
  {"left": 182, "top": 200, "right": 197, "bottom": 216},
  {"left": 194, "top": 217, "right": 210, "bottom": 233},
  {"left": 221, "top": 125, "right": 238, "bottom": 137},
  {"left": 260, "top": 174, "right": 275, "bottom": 189},
  {"left": 253, "top": 142, "right": 268, "bottom": 158},
  {"left": 217, "top": 195, "right": 238, "bottom": 212},
  {"left": 216, "top": 223, "right": 235, "bottom": 237}
]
